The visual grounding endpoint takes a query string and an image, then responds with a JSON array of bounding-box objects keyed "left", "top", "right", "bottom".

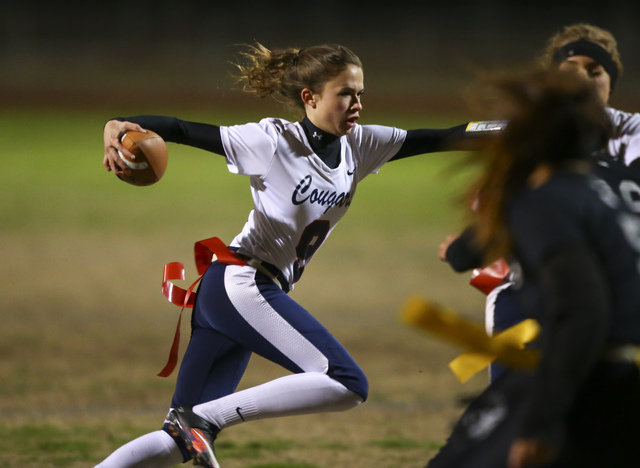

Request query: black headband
[{"left": 552, "top": 40, "right": 619, "bottom": 91}]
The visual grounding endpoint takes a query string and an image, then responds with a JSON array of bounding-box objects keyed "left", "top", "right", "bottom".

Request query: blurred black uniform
[
  {"left": 445, "top": 155, "right": 640, "bottom": 381},
  {"left": 446, "top": 154, "right": 640, "bottom": 270},
  {"left": 428, "top": 167, "right": 640, "bottom": 468}
]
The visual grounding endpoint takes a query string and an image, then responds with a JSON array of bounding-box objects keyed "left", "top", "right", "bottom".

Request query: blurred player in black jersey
[
  {"left": 441, "top": 23, "right": 640, "bottom": 382},
  {"left": 427, "top": 70, "right": 640, "bottom": 468}
]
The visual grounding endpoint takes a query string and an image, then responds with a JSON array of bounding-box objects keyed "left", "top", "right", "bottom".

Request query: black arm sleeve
[
  {"left": 518, "top": 243, "right": 611, "bottom": 446},
  {"left": 391, "top": 120, "right": 508, "bottom": 161},
  {"left": 390, "top": 124, "right": 468, "bottom": 161},
  {"left": 445, "top": 226, "right": 486, "bottom": 272},
  {"left": 117, "top": 115, "right": 226, "bottom": 156}
]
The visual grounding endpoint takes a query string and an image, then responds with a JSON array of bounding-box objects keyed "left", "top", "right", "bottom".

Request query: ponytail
[{"left": 235, "top": 42, "right": 362, "bottom": 112}]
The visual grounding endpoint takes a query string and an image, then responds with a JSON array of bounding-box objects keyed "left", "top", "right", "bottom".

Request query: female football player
[
  {"left": 541, "top": 23, "right": 640, "bottom": 166},
  {"left": 429, "top": 69, "right": 640, "bottom": 468},
  {"left": 96, "top": 43, "right": 491, "bottom": 468}
]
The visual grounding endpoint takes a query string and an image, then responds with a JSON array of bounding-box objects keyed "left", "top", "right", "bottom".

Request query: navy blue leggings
[{"left": 170, "top": 261, "right": 368, "bottom": 408}]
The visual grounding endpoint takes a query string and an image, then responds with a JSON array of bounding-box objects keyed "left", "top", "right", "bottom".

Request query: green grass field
[{"left": 0, "top": 108, "right": 489, "bottom": 467}]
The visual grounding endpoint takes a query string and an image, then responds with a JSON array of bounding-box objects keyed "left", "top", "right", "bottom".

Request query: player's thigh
[
  {"left": 172, "top": 326, "right": 251, "bottom": 406},
  {"left": 222, "top": 267, "right": 352, "bottom": 370},
  {"left": 243, "top": 274, "right": 369, "bottom": 399}
]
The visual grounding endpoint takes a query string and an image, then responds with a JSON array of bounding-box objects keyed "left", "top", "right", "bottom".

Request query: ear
[{"left": 301, "top": 88, "right": 316, "bottom": 108}]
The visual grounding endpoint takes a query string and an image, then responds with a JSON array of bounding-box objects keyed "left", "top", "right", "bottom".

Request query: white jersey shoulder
[
  {"left": 345, "top": 123, "right": 407, "bottom": 180},
  {"left": 220, "top": 117, "right": 297, "bottom": 176},
  {"left": 606, "top": 107, "right": 640, "bottom": 166},
  {"left": 219, "top": 117, "right": 406, "bottom": 289}
]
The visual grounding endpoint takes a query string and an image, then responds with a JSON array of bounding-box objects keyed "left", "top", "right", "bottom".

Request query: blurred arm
[{"left": 442, "top": 226, "right": 486, "bottom": 272}]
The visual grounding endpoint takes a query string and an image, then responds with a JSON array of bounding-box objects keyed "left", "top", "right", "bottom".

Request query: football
[{"left": 116, "top": 130, "right": 168, "bottom": 186}]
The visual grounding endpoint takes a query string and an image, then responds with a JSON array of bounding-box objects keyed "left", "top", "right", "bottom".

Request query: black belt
[{"left": 229, "top": 247, "right": 290, "bottom": 293}]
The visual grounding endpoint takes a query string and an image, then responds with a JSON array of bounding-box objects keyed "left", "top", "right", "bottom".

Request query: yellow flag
[{"left": 401, "top": 295, "right": 540, "bottom": 382}]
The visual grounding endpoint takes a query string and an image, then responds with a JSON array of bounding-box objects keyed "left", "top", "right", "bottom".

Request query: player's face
[
  {"left": 307, "top": 65, "right": 364, "bottom": 137},
  {"left": 558, "top": 55, "right": 611, "bottom": 105}
]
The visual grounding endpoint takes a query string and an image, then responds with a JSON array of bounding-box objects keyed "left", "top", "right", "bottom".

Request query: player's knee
[
  {"left": 339, "top": 387, "right": 366, "bottom": 411},
  {"left": 331, "top": 366, "right": 369, "bottom": 403}
]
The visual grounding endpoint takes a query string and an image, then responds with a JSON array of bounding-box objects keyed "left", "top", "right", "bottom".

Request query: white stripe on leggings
[{"left": 224, "top": 264, "right": 329, "bottom": 373}]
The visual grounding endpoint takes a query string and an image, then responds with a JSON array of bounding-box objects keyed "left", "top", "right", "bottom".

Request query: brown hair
[
  {"left": 235, "top": 43, "right": 362, "bottom": 114},
  {"left": 469, "top": 69, "right": 611, "bottom": 261},
  {"left": 539, "top": 23, "right": 623, "bottom": 76}
]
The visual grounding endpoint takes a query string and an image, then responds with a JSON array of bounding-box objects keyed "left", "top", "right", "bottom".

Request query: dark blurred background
[{"left": 2, "top": 1, "right": 638, "bottom": 115}]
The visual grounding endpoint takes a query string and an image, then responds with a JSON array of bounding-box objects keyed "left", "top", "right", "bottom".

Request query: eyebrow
[{"left": 338, "top": 86, "right": 364, "bottom": 92}]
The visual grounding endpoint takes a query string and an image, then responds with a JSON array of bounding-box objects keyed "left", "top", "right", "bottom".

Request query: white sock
[
  {"left": 193, "top": 372, "right": 363, "bottom": 430},
  {"left": 94, "top": 429, "right": 183, "bottom": 468}
]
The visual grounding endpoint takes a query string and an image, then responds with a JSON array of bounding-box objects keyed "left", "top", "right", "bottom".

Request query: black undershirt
[
  {"left": 392, "top": 125, "right": 468, "bottom": 160},
  {"left": 300, "top": 117, "right": 342, "bottom": 169}
]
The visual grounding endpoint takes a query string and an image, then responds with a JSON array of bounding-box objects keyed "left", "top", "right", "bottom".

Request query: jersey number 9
[{"left": 293, "top": 220, "right": 330, "bottom": 284}]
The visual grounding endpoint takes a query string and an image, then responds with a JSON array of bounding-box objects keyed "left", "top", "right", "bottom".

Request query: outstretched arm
[{"left": 390, "top": 121, "right": 506, "bottom": 161}]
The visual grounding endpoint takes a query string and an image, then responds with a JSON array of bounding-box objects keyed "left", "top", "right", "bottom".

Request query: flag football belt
[
  {"left": 157, "top": 236, "right": 289, "bottom": 377},
  {"left": 230, "top": 248, "right": 289, "bottom": 293},
  {"left": 244, "top": 257, "right": 280, "bottom": 285}
]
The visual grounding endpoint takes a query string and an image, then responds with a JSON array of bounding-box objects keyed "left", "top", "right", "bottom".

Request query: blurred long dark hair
[{"left": 469, "top": 69, "right": 611, "bottom": 262}]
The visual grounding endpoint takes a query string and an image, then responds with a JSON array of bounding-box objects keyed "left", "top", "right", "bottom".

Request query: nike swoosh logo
[
  {"left": 347, "top": 169, "right": 355, "bottom": 176},
  {"left": 236, "top": 407, "right": 246, "bottom": 422}
]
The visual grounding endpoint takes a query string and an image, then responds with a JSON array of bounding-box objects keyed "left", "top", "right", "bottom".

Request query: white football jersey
[
  {"left": 220, "top": 117, "right": 406, "bottom": 289},
  {"left": 606, "top": 107, "right": 640, "bottom": 166}
]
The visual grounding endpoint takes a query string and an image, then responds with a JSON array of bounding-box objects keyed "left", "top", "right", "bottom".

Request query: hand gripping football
[{"left": 116, "top": 130, "right": 168, "bottom": 186}]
